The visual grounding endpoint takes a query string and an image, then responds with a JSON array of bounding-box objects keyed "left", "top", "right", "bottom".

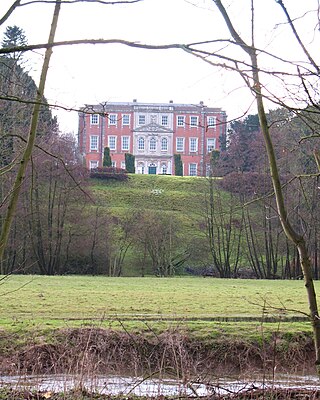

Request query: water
[{"left": 0, "top": 373, "right": 319, "bottom": 396}]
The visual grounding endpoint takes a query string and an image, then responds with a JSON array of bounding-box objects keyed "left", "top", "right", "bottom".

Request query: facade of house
[{"left": 78, "top": 100, "right": 227, "bottom": 176}]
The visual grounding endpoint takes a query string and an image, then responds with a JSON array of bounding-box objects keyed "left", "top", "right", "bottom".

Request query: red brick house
[{"left": 78, "top": 100, "right": 227, "bottom": 176}]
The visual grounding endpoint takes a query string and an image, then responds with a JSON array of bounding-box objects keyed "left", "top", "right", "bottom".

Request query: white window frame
[
  {"left": 138, "top": 115, "right": 146, "bottom": 125},
  {"left": 189, "top": 137, "right": 198, "bottom": 152},
  {"left": 121, "top": 161, "right": 126, "bottom": 169},
  {"left": 90, "top": 135, "right": 99, "bottom": 151},
  {"left": 121, "top": 136, "right": 130, "bottom": 151},
  {"left": 207, "top": 138, "right": 216, "bottom": 153},
  {"left": 108, "top": 114, "right": 117, "bottom": 126},
  {"left": 111, "top": 160, "right": 116, "bottom": 167},
  {"left": 89, "top": 160, "right": 98, "bottom": 169},
  {"left": 90, "top": 114, "right": 99, "bottom": 125},
  {"left": 122, "top": 114, "right": 130, "bottom": 126},
  {"left": 138, "top": 162, "right": 145, "bottom": 174},
  {"left": 176, "top": 137, "right": 184, "bottom": 152},
  {"left": 189, "top": 163, "right": 197, "bottom": 176},
  {"left": 161, "top": 137, "right": 168, "bottom": 152},
  {"left": 161, "top": 164, "right": 167, "bottom": 174},
  {"left": 149, "top": 137, "right": 157, "bottom": 151},
  {"left": 138, "top": 137, "right": 145, "bottom": 151},
  {"left": 108, "top": 135, "right": 116, "bottom": 150},
  {"left": 161, "top": 115, "right": 168, "bottom": 126},
  {"left": 190, "top": 116, "right": 198, "bottom": 127},
  {"left": 177, "top": 115, "right": 185, "bottom": 127},
  {"left": 207, "top": 116, "right": 216, "bottom": 128}
]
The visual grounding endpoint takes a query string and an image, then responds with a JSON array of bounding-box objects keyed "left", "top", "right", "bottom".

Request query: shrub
[
  {"left": 90, "top": 167, "right": 129, "bottom": 181},
  {"left": 174, "top": 154, "right": 183, "bottom": 176},
  {"left": 125, "top": 153, "right": 135, "bottom": 173},
  {"left": 103, "top": 147, "right": 112, "bottom": 167},
  {"left": 218, "top": 171, "right": 273, "bottom": 196}
]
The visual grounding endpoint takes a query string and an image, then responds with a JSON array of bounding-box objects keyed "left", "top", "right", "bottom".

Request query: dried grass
[{"left": 0, "top": 328, "right": 314, "bottom": 377}]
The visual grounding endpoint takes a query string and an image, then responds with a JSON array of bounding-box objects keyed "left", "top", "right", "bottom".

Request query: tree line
[
  {"left": 0, "top": 29, "right": 318, "bottom": 278},
  {"left": 1, "top": 26, "right": 319, "bottom": 279}
]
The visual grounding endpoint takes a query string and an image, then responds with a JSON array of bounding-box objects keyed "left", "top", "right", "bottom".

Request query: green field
[{"left": 0, "top": 275, "right": 315, "bottom": 341}]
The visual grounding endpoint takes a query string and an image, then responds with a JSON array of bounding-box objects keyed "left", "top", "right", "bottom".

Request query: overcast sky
[{"left": 0, "top": 0, "right": 318, "bottom": 134}]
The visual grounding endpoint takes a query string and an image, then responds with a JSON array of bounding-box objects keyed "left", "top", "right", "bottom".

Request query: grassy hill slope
[
  {"left": 90, "top": 174, "right": 213, "bottom": 215},
  {"left": 88, "top": 174, "right": 227, "bottom": 276}
]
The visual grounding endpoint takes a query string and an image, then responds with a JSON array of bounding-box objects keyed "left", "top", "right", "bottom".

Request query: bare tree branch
[
  {"left": 213, "top": 0, "right": 320, "bottom": 374},
  {"left": 0, "top": 0, "right": 142, "bottom": 26},
  {"left": 0, "top": 0, "right": 21, "bottom": 27},
  {"left": 276, "top": 0, "right": 320, "bottom": 75},
  {"left": 20, "top": 0, "right": 142, "bottom": 4},
  {"left": 0, "top": 0, "right": 62, "bottom": 266}
]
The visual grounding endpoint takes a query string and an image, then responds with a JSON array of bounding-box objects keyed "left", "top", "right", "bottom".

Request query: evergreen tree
[
  {"left": 0, "top": 26, "right": 58, "bottom": 167},
  {"left": 1, "top": 25, "right": 27, "bottom": 62},
  {"left": 174, "top": 154, "right": 183, "bottom": 176},
  {"left": 103, "top": 147, "right": 112, "bottom": 167},
  {"left": 217, "top": 113, "right": 261, "bottom": 175},
  {"left": 210, "top": 150, "right": 220, "bottom": 173},
  {"left": 125, "top": 153, "right": 135, "bottom": 173}
]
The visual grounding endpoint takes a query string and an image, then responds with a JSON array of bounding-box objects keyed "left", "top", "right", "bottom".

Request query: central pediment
[{"left": 134, "top": 122, "right": 173, "bottom": 133}]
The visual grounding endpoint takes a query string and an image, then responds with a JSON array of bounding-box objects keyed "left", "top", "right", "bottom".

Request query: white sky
[{"left": 0, "top": 0, "right": 319, "bottom": 134}]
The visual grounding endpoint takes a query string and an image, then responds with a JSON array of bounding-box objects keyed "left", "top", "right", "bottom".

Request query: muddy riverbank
[{"left": 0, "top": 328, "right": 315, "bottom": 377}]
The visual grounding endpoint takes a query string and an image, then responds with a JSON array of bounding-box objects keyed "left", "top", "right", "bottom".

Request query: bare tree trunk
[
  {"left": 253, "top": 58, "right": 320, "bottom": 373},
  {"left": 0, "top": 0, "right": 61, "bottom": 268},
  {"left": 214, "top": 0, "right": 320, "bottom": 374}
]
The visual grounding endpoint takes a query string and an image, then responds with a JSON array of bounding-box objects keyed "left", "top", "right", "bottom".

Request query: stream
[{"left": 0, "top": 373, "right": 319, "bottom": 396}]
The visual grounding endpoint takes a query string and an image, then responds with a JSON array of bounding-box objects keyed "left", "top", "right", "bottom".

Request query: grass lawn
[
  {"left": 0, "top": 275, "right": 315, "bottom": 340},
  {"left": 91, "top": 174, "right": 218, "bottom": 215}
]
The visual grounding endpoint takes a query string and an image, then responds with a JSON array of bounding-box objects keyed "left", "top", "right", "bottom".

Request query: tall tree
[
  {"left": 1, "top": 25, "right": 27, "bottom": 61},
  {"left": 0, "top": 26, "right": 28, "bottom": 167},
  {"left": 203, "top": 177, "right": 243, "bottom": 278},
  {"left": 210, "top": 0, "right": 320, "bottom": 374},
  {"left": 135, "top": 211, "right": 187, "bottom": 277},
  {"left": 27, "top": 135, "right": 87, "bottom": 275},
  {"left": 0, "top": 1, "right": 61, "bottom": 269},
  {"left": 217, "top": 114, "right": 261, "bottom": 175}
]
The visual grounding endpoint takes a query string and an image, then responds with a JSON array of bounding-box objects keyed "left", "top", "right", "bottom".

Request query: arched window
[
  {"left": 138, "top": 137, "right": 145, "bottom": 150},
  {"left": 149, "top": 137, "right": 157, "bottom": 151},
  {"left": 161, "top": 137, "right": 168, "bottom": 152}
]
